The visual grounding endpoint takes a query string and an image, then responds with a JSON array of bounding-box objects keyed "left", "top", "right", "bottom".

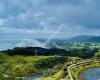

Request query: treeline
[
  {"left": 1, "top": 47, "right": 98, "bottom": 59},
  {"left": 2, "top": 47, "right": 45, "bottom": 56},
  {"left": 34, "top": 56, "right": 68, "bottom": 69},
  {"left": 67, "top": 48, "right": 98, "bottom": 58}
]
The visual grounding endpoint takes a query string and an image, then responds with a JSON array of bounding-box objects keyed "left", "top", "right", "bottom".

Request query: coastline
[
  {"left": 78, "top": 67, "right": 100, "bottom": 80},
  {"left": 70, "top": 60, "right": 100, "bottom": 80}
]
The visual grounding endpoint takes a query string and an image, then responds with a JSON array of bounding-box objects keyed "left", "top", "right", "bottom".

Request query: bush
[
  {"left": 43, "top": 64, "right": 63, "bottom": 77},
  {"left": 34, "top": 57, "right": 68, "bottom": 69},
  {"left": 0, "top": 54, "right": 7, "bottom": 64}
]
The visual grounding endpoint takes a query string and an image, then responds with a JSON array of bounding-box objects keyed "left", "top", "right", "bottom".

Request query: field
[
  {"left": 0, "top": 54, "right": 48, "bottom": 80},
  {"left": 0, "top": 54, "right": 73, "bottom": 80},
  {"left": 0, "top": 44, "right": 100, "bottom": 80}
]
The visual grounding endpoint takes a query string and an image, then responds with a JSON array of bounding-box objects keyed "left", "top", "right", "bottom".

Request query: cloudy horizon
[
  {"left": 0, "top": 0, "right": 100, "bottom": 50},
  {"left": 0, "top": 0, "right": 100, "bottom": 39}
]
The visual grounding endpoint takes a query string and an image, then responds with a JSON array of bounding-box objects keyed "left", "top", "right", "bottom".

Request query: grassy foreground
[
  {"left": 36, "top": 71, "right": 65, "bottom": 80},
  {"left": 0, "top": 54, "right": 48, "bottom": 80},
  {"left": 0, "top": 54, "right": 72, "bottom": 80},
  {"left": 35, "top": 57, "right": 82, "bottom": 80}
]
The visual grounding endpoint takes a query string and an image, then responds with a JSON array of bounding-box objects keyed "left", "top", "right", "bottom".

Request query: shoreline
[
  {"left": 69, "top": 60, "right": 100, "bottom": 80},
  {"left": 78, "top": 67, "right": 100, "bottom": 80}
]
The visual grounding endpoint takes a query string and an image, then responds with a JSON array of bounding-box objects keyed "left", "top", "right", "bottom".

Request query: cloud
[
  {"left": 43, "top": 0, "right": 85, "bottom": 5},
  {"left": 0, "top": 0, "right": 100, "bottom": 39},
  {"left": 16, "top": 39, "right": 45, "bottom": 48},
  {"left": 0, "top": 18, "right": 4, "bottom": 26}
]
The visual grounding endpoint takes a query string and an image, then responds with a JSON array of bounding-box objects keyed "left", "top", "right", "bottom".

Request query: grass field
[
  {"left": 2, "top": 53, "right": 98, "bottom": 80},
  {"left": 0, "top": 54, "right": 48, "bottom": 79},
  {"left": 36, "top": 71, "right": 65, "bottom": 80},
  {"left": 0, "top": 54, "right": 70, "bottom": 80}
]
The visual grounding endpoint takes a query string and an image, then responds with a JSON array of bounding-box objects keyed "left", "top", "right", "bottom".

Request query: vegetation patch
[{"left": 0, "top": 54, "right": 48, "bottom": 79}]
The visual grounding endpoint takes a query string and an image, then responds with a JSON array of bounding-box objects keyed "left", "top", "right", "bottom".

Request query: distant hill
[
  {"left": 87, "top": 36, "right": 100, "bottom": 43},
  {"left": 2, "top": 47, "right": 67, "bottom": 56},
  {"left": 67, "top": 35, "right": 100, "bottom": 43},
  {"left": 2, "top": 46, "right": 98, "bottom": 58},
  {"left": 3, "top": 47, "right": 46, "bottom": 56}
]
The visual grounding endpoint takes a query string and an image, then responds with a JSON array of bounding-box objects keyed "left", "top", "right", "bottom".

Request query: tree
[{"left": 95, "top": 51, "right": 100, "bottom": 59}]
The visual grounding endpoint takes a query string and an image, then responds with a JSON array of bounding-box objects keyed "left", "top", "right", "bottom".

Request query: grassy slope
[
  {"left": 6, "top": 55, "right": 48, "bottom": 62},
  {"left": 0, "top": 55, "right": 48, "bottom": 77},
  {"left": 0, "top": 54, "right": 83, "bottom": 80},
  {"left": 36, "top": 71, "right": 65, "bottom": 80},
  {"left": 36, "top": 57, "right": 82, "bottom": 80}
]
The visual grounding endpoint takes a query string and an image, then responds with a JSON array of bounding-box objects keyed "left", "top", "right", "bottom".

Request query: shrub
[{"left": 34, "top": 57, "right": 68, "bottom": 69}]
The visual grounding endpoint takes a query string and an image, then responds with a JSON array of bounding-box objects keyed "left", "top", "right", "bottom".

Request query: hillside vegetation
[
  {"left": 0, "top": 54, "right": 72, "bottom": 80},
  {"left": 1, "top": 45, "right": 99, "bottom": 59}
]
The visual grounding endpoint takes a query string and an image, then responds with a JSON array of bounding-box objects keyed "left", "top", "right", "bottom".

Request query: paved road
[{"left": 67, "top": 64, "right": 76, "bottom": 80}]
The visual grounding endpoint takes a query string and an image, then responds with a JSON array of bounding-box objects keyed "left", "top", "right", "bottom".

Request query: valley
[
  {"left": 0, "top": 0, "right": 100, "bottom": 80},
  {"left": 0, "top": 42, "right": 100, "bottom": 80}
]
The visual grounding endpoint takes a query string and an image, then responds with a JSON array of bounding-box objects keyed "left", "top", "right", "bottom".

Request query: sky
[{"left": 0, "top": 0, "right": 100, "bottom": 39}]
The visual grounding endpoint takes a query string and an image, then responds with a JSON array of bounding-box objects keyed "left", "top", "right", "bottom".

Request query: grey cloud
[{"left": 0, "top": 0, "right": 100, "bottom": 37}]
